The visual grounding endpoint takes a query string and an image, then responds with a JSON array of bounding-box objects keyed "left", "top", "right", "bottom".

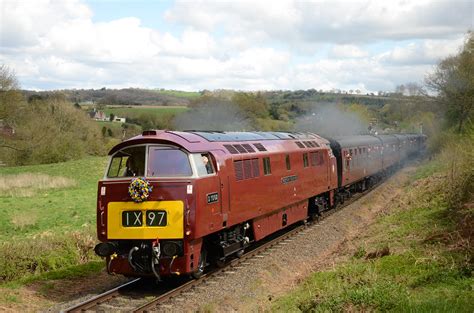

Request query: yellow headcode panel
[{"left": 107, "top": 201, "right": 184, "bottom": 239}]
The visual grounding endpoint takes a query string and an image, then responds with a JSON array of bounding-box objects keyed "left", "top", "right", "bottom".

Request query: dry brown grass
[
  {"left": 0, "top": 173, "right": 76, "bottom": 197},
  {"left": 11, "top": 211, "right": 39, "bottom": 228}
]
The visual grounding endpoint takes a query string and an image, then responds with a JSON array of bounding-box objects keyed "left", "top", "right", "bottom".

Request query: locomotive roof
[
  {"left": 108, "top": 130, "right": 329, "bottom": 155},
  {"left": 184, "top": 131, "right": 320, "bottom": 142}
]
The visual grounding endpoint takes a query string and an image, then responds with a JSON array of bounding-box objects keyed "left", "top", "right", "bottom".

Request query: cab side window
[{"left": 196, "top": 153, "right": 215, "bottom": 176}]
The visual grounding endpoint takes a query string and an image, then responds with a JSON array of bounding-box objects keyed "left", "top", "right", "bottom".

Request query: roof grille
[
  {"left": 312, "top": 141, "right": 320, "bottom": 147},
  {"left": 233, "top": 144, "right": 248, "bottom": 154},
  {"left": 307, "top": 141, "right": 315, "bottom": 147},
  {"left": 295, "top": 141, "right": 305, "bottom": 148},
  {"left": 253, "top": 143, "right": 267, "bottom": 151},
  {"left": 224, "top": 144, "right": 239, "bottom": 154},
  {"left": 303, "top": 141, "right": 311, "bottom": 148},
  {"left": 242, "top": 144, "right": 255, "bottom": 153}
]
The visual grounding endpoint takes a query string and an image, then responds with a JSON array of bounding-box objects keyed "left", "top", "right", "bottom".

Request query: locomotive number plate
[{"left": 122, "top": 210, "right": 167, "bottom": 227}]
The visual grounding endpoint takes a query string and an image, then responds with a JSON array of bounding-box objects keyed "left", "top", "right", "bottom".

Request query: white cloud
[
  {"left": 379, "top": 38, "right": 465, "bottom": 65},
  {"left": 166, "top": 0, "right": 471, "bottom": 48},
  {"left": 330, "top": 45, "right": 369, "bottom": 59},
  {"left": 0, "top": 0, "right": 470, "bottom": 92}
]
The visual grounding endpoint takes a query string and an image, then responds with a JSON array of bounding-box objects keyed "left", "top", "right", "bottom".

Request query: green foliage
[
  {"left": 0, "top": 230, "right": 98, "bottom": 282},
  {"left": 1, "top": 71, "right": 108, "bottom": 166},
  {"left": 437, "top": 129, "right": 474, "bottom": 210},
  {"left": 232, "top": 92, "right": 270, "bottom": 119}
]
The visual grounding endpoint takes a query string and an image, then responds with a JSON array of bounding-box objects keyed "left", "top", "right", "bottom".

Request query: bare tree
[{"left": 425, "top": 32, "right": 473, "bottom": 132}]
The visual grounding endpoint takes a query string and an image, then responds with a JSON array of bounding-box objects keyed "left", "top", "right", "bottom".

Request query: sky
[{"left": 0, "top": 0, "right": 472, "bottom": 93}]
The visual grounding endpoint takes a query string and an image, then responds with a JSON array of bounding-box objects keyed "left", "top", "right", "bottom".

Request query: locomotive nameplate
[
  {"left": 107, "top": 201, "right": 183, "bottom": 239},
  {"left": 122, "top": 210, "right": 167, "bottom": 227},
  {"left": 281, "top": 175, "right": 298, "bottom": 184},
  {"left": 207, "top": 192, "right": 219, "bottom": 204}
]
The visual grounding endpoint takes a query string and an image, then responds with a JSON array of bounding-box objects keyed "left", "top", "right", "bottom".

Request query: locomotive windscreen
[
  {"left": 107, "top": 146, "right": 146, "bottom": 178},
  {"left": 147, "top": 147, "right": 192, "bottom": 177}
]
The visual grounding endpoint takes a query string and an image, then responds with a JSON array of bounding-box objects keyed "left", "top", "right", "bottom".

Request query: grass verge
[
  {"left": 273, "top": 155, "right": 473, "bottom": 311},
  {"left": 0, "top": 157, "right": 107, "bottom": 284}
]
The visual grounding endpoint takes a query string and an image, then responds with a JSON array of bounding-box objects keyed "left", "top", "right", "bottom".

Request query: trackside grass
[
  {"left": 273, "top": 153, "right": 473, "bottom": 311},
  {"left": 0, "top": 157, "right": 107, "bottom": 283}
]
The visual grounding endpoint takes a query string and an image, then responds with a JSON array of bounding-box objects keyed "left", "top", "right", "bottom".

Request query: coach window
[
  {"left": 263, "top": 157, "right": 271, "bottom": 175},
  {"left": 285, "top": 154, "right": 291, "bottom": 170},
  {"left": 303, "top": 153, "right": 309, "bottom": 168}
]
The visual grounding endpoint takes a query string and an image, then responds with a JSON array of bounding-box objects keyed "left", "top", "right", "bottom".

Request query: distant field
[
  {"left": 153, "top": 89, "right": 201, "bottom": 99},
  {"left": 104, "top": 106, "right": 188, "bottom": 119}
]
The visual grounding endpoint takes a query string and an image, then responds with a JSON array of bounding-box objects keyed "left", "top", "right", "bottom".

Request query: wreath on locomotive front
[{"left": 128, "top": 177, "right": 153, "bottom": 202}]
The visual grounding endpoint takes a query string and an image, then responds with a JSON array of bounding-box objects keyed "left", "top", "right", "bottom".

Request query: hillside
[{"left": 22, "top": 88, "right": 200, "bottom": 106}]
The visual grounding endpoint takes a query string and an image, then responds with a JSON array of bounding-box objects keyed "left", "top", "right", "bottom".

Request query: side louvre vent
[
  {"left": 253, "top": 143, "right": 267, "bottom": 151},
  {"left": 303, "top": 141, "right": 311, "bottom": 148},
  {"left": 312, "top": 141, "right": 320, "bottom": 147},
  {"left": 243, "top": 159, "right": 252, "bottom": 179},
  {"left": 234, "top": 158, "right": 260, "bottom": 181},
  {"left": 234, "top": 160, "right": 244, "bottom": 181},
  {"left": 242, "top": 144, "right": 255, "bottom": 153},
  {"left": 252, "top": 158, "right": 260, "bottom": 177},
  {"left": 233, "top": 144, "right": 248, "bottom": 154},
  {"left": 224, "top": 144, "right": 239, "bottom": 154},
  {"left": 295, "top": 141, "right": 305, "bottom": 149}
]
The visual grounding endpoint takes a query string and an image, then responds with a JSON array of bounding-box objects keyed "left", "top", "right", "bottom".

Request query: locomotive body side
[
  {"left": 94, "top": 130, "right": 425, "bottom": 279},
  {"left": 94, "top": 131, "right": 338, "bottom": 278}
]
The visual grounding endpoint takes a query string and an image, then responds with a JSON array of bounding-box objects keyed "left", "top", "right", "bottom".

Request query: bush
[
  {"left": 1, "top": 96, "right": 107, "bottom": 165},
  {"left": 0, "top": 229, "right": 97, "bottom": 282},
  {"left": 437, "top": 129, "right": 474, "bottom": 210}
]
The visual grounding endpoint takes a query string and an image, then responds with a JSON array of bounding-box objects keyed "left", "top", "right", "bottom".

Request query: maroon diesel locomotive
[{"left": 94, "top": 130, "right": 425, "bottom": 279}]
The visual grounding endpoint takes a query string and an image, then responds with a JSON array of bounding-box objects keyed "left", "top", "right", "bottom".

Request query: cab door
[{"left": 210, "top": 150, "right": 230, "bottom": 222}]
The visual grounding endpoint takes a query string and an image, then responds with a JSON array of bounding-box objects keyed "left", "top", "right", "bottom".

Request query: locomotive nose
[{"left": 94, "top": 242, "right": 117, "bottom": 257}]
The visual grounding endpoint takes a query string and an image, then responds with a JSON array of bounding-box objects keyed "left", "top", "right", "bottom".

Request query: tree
[
  {"left": 232, "top": 92, "right": 269, "bottom": 119},
  {"left": 426, "top": 32, "right": 474, "bottom": 132},
  {"left": 405, "top": 82, "right": 424, "bottom": 96},
  {"left": 0, "top": 65, "right": 24, "bottom": 126},
  {"left": 394, "top": 84, "right": 406, "bottom": 95}
]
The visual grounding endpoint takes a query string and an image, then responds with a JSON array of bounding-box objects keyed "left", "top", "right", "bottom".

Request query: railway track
[{"left": 63, "top": 180, "right": 379, "bottom": 312}]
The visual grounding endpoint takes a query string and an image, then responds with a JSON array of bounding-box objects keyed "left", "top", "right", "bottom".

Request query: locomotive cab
[{"left": 95, "top": 142, "right": 218, "bottom": 279}]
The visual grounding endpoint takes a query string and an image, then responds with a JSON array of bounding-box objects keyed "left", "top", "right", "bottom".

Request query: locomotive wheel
[
  {"left": 192, "top": 248, "right": 207, "bottom": 279},
  {"left": 215, "top": 258, "right": 226, "bottom": 268},
  {"left": 235, "top": 249, "right": 244, "bottom": 258}
]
